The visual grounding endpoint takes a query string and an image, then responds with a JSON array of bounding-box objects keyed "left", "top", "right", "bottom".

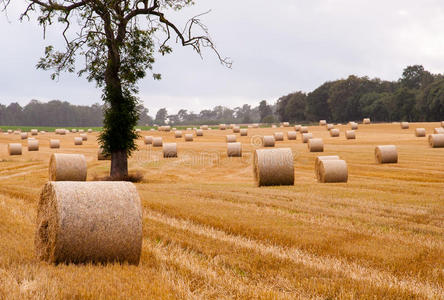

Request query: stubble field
[{"left": 0, "top": 122, "right": 443, "bottom": 299}]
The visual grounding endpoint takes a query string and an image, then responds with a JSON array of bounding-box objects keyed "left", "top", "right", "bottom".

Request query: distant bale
[
  {"left": 184, "top": 134, "right": 194, "bottom": 142},
  {"left": 80, "top": 133, "right": 88, "bottom": 141},
  {"left": 233, "top": 126, "right": 240, "bottom": 133},
  {"left": 74, "top": 137, "right": 83, "bottom": 145},
  {"left": 375, "top": 145, "right": 398, "bottom": 164},
  {"left": 186, "top": 127, "right": 191, "bottom": 131},
  {"left": 433, "top": 128, "right": 444, "bottom": 134},
  {"left": 219, "top": 124, "right": 227, "bottom": 130},
  {"left": 200, "top": 125, "right": 209, "bottom": 130},
  {"left": 415, "top": 128, "right": 426, "bottom": 137},
  {"left": 50, "top": 139, "right": 60, "bottom": 149},
  {"left": 274, "top": 132, "right": 284, "bottom": 141},
  {"left": 315, "top": 156, "right": 340, "bottom": 181},
  {"left": 7, "top": 129, "right": 12, "bottom": 133},
  {"left": 28, "top": 139, "right": 39, "bottom": 151},
  {"left": 282, "top": 122, "right": 290, "bottom": 127},
  {"left": 401, "top": 122, "right": 409, "bottom": 129},
  {"left": 226, "top": 135, "right": 237, "bottom": 143},
  {"left": 31, "top": 129, "right": 38, "bottom": 136},
  {"left": 163, "top": 143, "right": 178, "bottom": 158},
  {"left": 350, "top": 122, "right": 358, "bottom": 130},
  {"left": 363, "top": 118, "right": 371, "bottom": 124},
  {"left": 14, "top": 130, "right": 20, "bottom": 135},
  {"left": 144, "top": 136, "right": 153, "bottom": 145},
  {"left": 308, "top": 138, "right": 324, "bottom": 152},
  {"left": 20, "top": 132, "right": 28, "bottom": 140},
  {"left": 287, "top": 131, "right": 297, "bottom": 140},
  {"left": 227, "top": 142, "right": 242, "bottom": 157},
  {"left": 79, "top": 129, "right": 84, "bottom": 133},
  {"left": 253, "top": 148, "right": 294, "bottom": 186},
  {"left": 88, "top": 129, "right": 93, "bottom": 133},
  {"left": 35, "top": 181, "right": 142, "bottom": 265},
  {"left": 330, "top": 128, "right": 340, "bottom": 137},
  {"left": 262, "top": 136, "right": 275, "bottom": 147},
  {"left": 318, "top": 159, "right": 348, "bottom": 183},
  {"left": 294, "top": 125, "right": 301, "bottom": 132},
  {"left": 441, "top": 121, "right": 444, "bottom": 127},
  {"left": 345, "top": 130, "right": 356, "bottom": 139},
  {"left": 240, "top": 129, "right": 248, "bottom": 136},
  {"left": 172, "top": 128, "right": 177, "bottom": 131},
  {"left": 428, "top": 134, "right": 444, "bottom": 148},
  {"left": 40, "top": 131, "right": 46, "bottom": 134},
  {"left": 253, "top": 123, "right": 259, "bottom": 128},
  {"left": 300, "top": 126, "right": 309, "bottom": 133},
  {"left": 135, "top": 128, "right": 142, "bottom": 133},
  {"left": 326, "top": 124, "right": 334, "bottom": 131},
  {"left": 319, "top": 120, "right": 327, "bottom": 126},
  {"left": 59, "top": 129, "right": 67, "bottom": 135},
  {"left": 271, "top": 125, "right": 277, "bottom": 128},
  {"left": 152, "top": 137, "right": 163, "bottom": 147},
  {"left": 8, "top": 143, "right": 22, "bottom": 155},
  {"left": 71, "top": 129, "right": 77, "bottom": 133},
  {"left": 49, "top": 153, "right": 87, "bottom": 181},
  {"left": 174, "top": 131, "right": 183, "bottom": 138},
  {"left": 195, "top": 129, "right": 203, "bottom": 136},
  {"left": 302, "top": 133, "right": 313, "bottom": 143},
  {"left": 98, "top": 148, "right": 111, "bottom": 160}
]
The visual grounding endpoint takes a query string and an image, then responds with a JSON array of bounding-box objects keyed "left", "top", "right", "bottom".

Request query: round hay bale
[
  {"left": 135, "top": 128, "right": 142, "bottom": 133},
  {"left": 319, "top": 120, "right": 327, "bottom": 126},
  {"left": 302, "top": 133, "right": 313, "bottom": 143},
  {"left": 271, "top": 125, "right": 277, "bottom": 129},
  {"left": 174, "top": 131, "right": 183, "bottom": 138},
  {"left": 441, "top": 121, "right": 444, "bottom": 127},
  {"left": 200, "top": 125, "right": 209, "bottom": 130},
  {"left": 152, "top": 137, "right": 163, "bottom": 147},
  {"left": 300, "top": 126, "right": 309, "bottom": 133},
  {"left": 59, "top": 129, "right": 66, "bottom": 135},
  {"left": 28, "top": 139, "right": 39, "bottom": 151},
  {"left": 14, "top": 130, "right": 20, "bottom": 135},
  {"left": 31, "top": 129, "right": 38, "bottom": 136},
  {"left": 350, "top": 122, "right": 358, "bottom": 130},
  {"left": 186, "top": 127, "right": 191, "bottom": 131},
  {"left": 195, "top": 129, "right": 203, "bottom": 136},
  {"left": 326, "top": 124, "right": 334, "bottom": 131},
  {"left": 49, "top": 153, "right": 87, "bottom": 181},
  {"left": 433, "top": 128, "right": 444, "bottom": 134},
  {"left": 314, "top": 156, "right": 340, "bottom": 181},
  {"left": 287, "top": 131, "right": 297, "bottom": 140},
  {"left": 233, "top": 126, "right": 240, "bottom": 133},
  {"left": 172, "top": 128, "right": 177, "bottom": 131},
  {"left": 7, "top": 129, "right": 12, "bottom": 133},
  {"left": 35, "top": 181, "right": 142, "bottom": 265},
  {"left": 144, "top": 136, "right": 153, "bottom": 145},
  {"left": 330, "top": 128, "right": 340, "bottom": 137},
  {"left": 262, "top": 136, "right": 275, "bottom": 147},
  {"left": 74, "top": 137, "right": 83, "bottom": 145},
  {"left": 8, "top": 143, "right": 22, "bottom": 155},
  {"left": 71, "top": 129, "right": 77, "bottom": 133},
  {"left": 363, "top": 118, "right": 371, "bottom": 124},
  {"left": 219, "top": 124, "right": 226, "bottom": 130},
  {"left": 375, "top": 145, "right": 398, "bottom": 164},
  {"left": 345, "top": 130, "right": 356, "bottom": 139},
  {"left": 50, "top": 139, "right": 60, "bottom": 149},
  {"left": 294, "top": 125, "right": 301, "bottom": 132},
  {"left": 253, "top": 148, "right": 294, "bottom": 186},
  {"left": 428, "top": 134, "right": 444, "bottom": 148},
  {"left": 41, "top": 131, "right": 46, "bottom": 134},
  {"left": 98, "top": 148, "right": 111, "bottom": 160},
  {"left": 226, "top": 135, "right": 237, "bottom": 143},
  {"left": 163, "top": 143, "right": 178, "bottom": 158},
  {"left": 308, "top": 138, "right": 324, "bottom": 152},
  {"left": 184, "top": 134, "right": 194, "bottom": 142},
  {"left": 79, "top": 129, "right": 84, "bottom": 133},
  {"left": 282, "top": 122, "right": 290, "bottom": 127},
  {"left": 240, "top": 129, "right": 248, "bottom": 136},
  {"left": 415, "top": 128, "right": 426, "bottom": 137},
  {"left": 88, "top": 129, "right": 93, "bottom": 133},
  {"left": 150, "top": 128, "right": 155, "bottom": 132},
  {"left": 318, "top": 160, "right": 348, "bottom": 183},
  {"left": 21, "top": 132, "right": 28, "bottom": 139},
  {"left": 80, "top": 133, "right": 87, "bottom": 141},
  {"left": 253, "top": 123, "right": 259, "bottom": 128},
  {"left": 401, "top": 122, "right": 409, "bottom": 129},
  {"left": 227, "top": 142, "right": 242, "bottom": 157},
  {"left": 274, "top": 132, "right": 284, "bottom": 141},
  {"left": 164, "top": 126, "right": 171, "bottom": 132}
]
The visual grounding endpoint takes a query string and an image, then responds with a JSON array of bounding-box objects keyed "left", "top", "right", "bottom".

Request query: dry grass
[{"left": 0, "top": 122, "right": 443, "bottom": 299}]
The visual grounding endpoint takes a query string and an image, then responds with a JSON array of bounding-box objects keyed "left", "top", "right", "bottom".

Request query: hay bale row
[
  {"left": 262, "top": 136, "right": 275, "bottom": 147},
  {"left": 375, "top": 145, "right": 398, "bottom": 164},
  {"left": 227, "top": 142, "right": 242, "bottom": 157},
  {"left": 308, "top": 138, "right": 323, "bottom": 152},
  {"left": 49, "top": 153, "right": 87, "bottom": 181},
  {"left": 429, "top": 134, "right": 444, "bottom": 148},
  {"left": 415, "top": 128, "right": 426, "bottom": 137},
  {"left": 253, "top": 148, "right": 294, "bottom": 186},
  {"left": 163, "top": 143, "right": 177, "bottom": 158},
  {"left": 287, "top": 131, "right": 297, "bottom": 140},
  {"left": 35, "top": 181, "right": 142, "bottom": 265}
]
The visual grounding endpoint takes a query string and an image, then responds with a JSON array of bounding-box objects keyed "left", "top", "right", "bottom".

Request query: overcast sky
[{"left": 2, "top": 0, "right": 444, "bottom": 115}]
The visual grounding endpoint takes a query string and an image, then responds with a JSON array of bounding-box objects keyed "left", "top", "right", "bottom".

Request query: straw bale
[
  {"left": 253, "top": 148, "right": 294, "bottom": 186},
  {"left": 49, "top": 153, "right": 87, "bottom": 181}
]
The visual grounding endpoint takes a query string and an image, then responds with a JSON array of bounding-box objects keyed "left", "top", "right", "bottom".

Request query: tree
[
  {"left": 258, "top": 100, "right": 272, "bottom": 122},
  {"left": 154, "top": 108, "right": 168, "bottom": 125},
  {"left": 400, "top": 65, "right": 434, "bottom": 90},
  {"left": 5, "top": 0, "right": 230, "bottom": 179}
]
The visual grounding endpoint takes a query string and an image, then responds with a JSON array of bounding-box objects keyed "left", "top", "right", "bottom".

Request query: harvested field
[{"left": 0, "top": 122, "right": 443, "bottom": 299}]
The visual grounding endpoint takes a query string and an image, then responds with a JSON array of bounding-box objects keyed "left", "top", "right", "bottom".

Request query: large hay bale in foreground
[
  {"left": 184, "top": 134, "right": 194, "bottom": 142},
  {"left": 434, "top": 128, "right": 444, "bottom": 134},
  {"left": 375, "top": 145, "right": 398, "bottom": 164},
  {"left": 21, "top": 132, "right": 28, "bottom": 140},
  {"left": 28, "top": 139, "right": 39, "bottom": 151},
  {"left": 262, "top": 136, "right": 275, "bottom": 147},
  {"left": 302, "top": 133, "right": 313, "bottom": 143},
  {"left": 253, "top": 148, "right": 294, "bottom": 186},
  {"left": 274, "top": 132, "right": 284, "bottom": 141},
  {"left": 226, "top": 135, "right": 237, "bottom": 143},
  {"left": 74, "top": 137, "right": 83, "bottom": 145},
  {"left": 318, "top": 159, "right": 348, "bottom": 183},
  {"left": 345, "top": 130, "right": 356, "bottom": 139},
  {"left": 287, "top": 131, "right": 297, "bottom": 140},
  {"left": 152, "top": 137, "right": 163, "bottom": 147},
  {"left": 330, "top": 128, "right": 340, "bottom": 137},
  {"left": 315, "top": 156, "right": 340, "bottom": 181},
  {"left": 401, "top": 122, "right": 409, "bottom": 129},
  {"left": 163, "top": 143, "right": 178, "bottom": 158},
  {"left": 428, "top": 134, "right": 444, "bottom": 148},
  {"left": 98, "top": 148, "right": 111, "bottom": 160},
  {"left": 8, "top": 143, "right": 22, "bottom": 155},
  {"left": 363, "top": 118, "right": 371, "bottom": 124},
  {"left": 144, "top": 136, "right": 153, "bottom": 145},
  {"left": 240, "top": 129, "right": 248, "bottom": 136},
  {"left": 308, "top": 138, "right": 324, "bottom": 152},
  {"left": 35, "top": 181, "right": 142, "bottom": 265},
  {"left": 49, "top": 153, "right": 87, "bottom": 181},
  {"left": 415, "top": 128, "right": 426, "bottom": 137},
  {"left": 319, "top": 120, "right": 327, "bottom": 126},
  {"left": 227, "top": 142, "right": 242, "bottom": 157},
  {"left": 50, "top": 139, "right": 60, "bottom": 149},
  {"left": 174, "top": 131, "right": 183, "bottom": 138}
]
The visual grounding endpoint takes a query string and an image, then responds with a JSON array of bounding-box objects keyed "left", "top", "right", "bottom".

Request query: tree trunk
[{"left": 110, "top": 149, "right": 128, "bottom": 179}]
